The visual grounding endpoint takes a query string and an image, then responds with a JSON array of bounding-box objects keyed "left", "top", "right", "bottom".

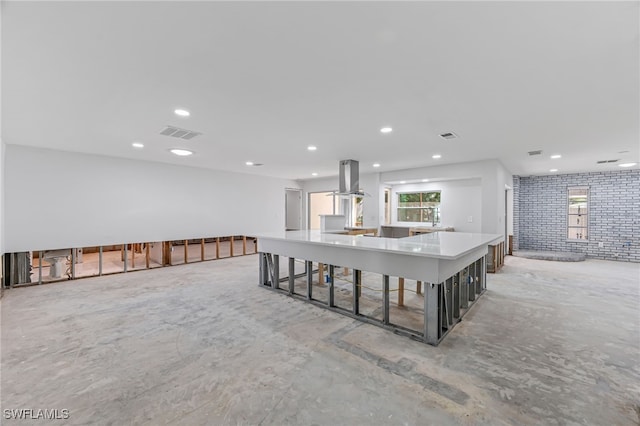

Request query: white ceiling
[{"left": 2, "top": 1, "right": 638, "bottom": 180}]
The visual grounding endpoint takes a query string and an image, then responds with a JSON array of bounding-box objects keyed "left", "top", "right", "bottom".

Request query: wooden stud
[
  {"left": 343, "top": 267, "right": 349, "bottom": 275},
  {"left": 184, "top": 240, "right": 188, "bottom": 264},
  {"left": 229, "top": 236, "right": 234, "bottom": 257},
  {"left": 243, "top": 236, "right": 247, "bottom": 255},
  {"left": 145, "top": 243, "right": 150, "bottom": 269},
  {"left": 162, "top": 242, "right": 172, "bottom": 266},
  {"left": 201, "top": 239, "right": 205, "bottom": 261},
  {"left": 318, "top": 263, "right": 324, "bottom": 285},
  {"left": 215, "top": 238, "right": 220, "bottom": 259},
  {"left": 131, "top": 244, "right": 135, "bottom": 268},
  {"left": 416, "top": 280, "right": 422, "bottom": 295},
  {"left": 398, "top": 277, "right": 405, "bottom": 307}
]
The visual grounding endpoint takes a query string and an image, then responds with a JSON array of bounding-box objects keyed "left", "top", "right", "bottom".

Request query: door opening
[{"left": 285, "top": 188, "right": 302, "bottom": 231}]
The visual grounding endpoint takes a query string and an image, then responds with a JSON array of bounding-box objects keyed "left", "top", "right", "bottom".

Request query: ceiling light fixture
[
  {"left": 399, "top": 181, "right": 406, "bottom": 184},
  {"left": 132, "top": 142, "right": 144, "bottom": 149},
  {"left": 174, "top": 109, "right": 190, "bottom": 117},
  {"left": 550, "top": 154, "right": 562, "bottom": 159},
  {"left": 432, "top": 154, "right": 442, "bottom": 159},
  {"left": 422, "top": 179, "right": 429, "bottom": 182},
  {"left": 549, "top": 169, "right": 558, "bottom": 172},
  {"left": 307, "top": 145, "right": 317, "bottom": 151},
  {"left": 619, "top": 162, "right": 637, "bottom": 168},
  {"left": 245, "top": 161, "right": 254, "bottom": 166},
  {"left": 380, "top": 127, "right": 393, "bottom": 134},
  {"left": 311, "top": 172, "right": 318, "bottom": 176},
  {"left": 170, "top": 149, "right": 193, "bottom": 156},
  {"left": 372, "top": 163, "right": 381, "bottom": 168}
]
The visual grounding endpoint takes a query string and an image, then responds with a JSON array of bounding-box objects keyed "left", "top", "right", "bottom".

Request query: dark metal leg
[
  {"left": 306, "top": 260, "right": 313, "bottom": 300},
  {"left": 460, "top": 270, "right": 469, "bottom": 309},
  {"left": 259, "top": 253, "right": 264, "bottom": 286},
  {"left": 452, "top": 276, "right": 460, "bottom": 319},
  {"left": 445, "top": 278, "right": 453, "bottom": 327},
  {"left": 288, "top": 257, "right": 295, "bottom": 295},
  {"left": 328, "top": 265, "right": 335, "bottom": 307},
  {"left": 475, "top": 259, "right": 482, "bottom": 294},
  {"left": 273, "top": 255, "right": 279, "bottom": 290},
  {"left": 353, "top": 269, "right": 360, "bottom": 315},
  {"left": 469, "top": 263, "right": 476, "bottom": 302},
  {"left": 425, "top": 282, "right": 439, "bottom": 344},
  {"left": 382, "top": 275, "right": 390, "bottom": 325}
]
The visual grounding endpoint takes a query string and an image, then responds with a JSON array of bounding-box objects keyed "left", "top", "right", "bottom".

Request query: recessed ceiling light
[
  {"left": 170, "top": 149, "right": 193, "bottom": 156},
  {"left": 174, "top": 109, "right": 190, "bottom": 117},
  {"left": 549, "top": 169, "right": 558, "bottom": 172},
  {"left": 422, "top": 179, "right": 429, "bottom": 182},
  {"left": 550, "top": 154, "right": 562, "bottom": 159},
  {"left": 311, "top": 172, "right": 318, "bottom": 176},
  {"left": 399, "top": 181, "right": 406, "bottom": 184},
  {"left": 380, "top": 127, "right": 393, "bottom": 134},
  {"left": 245, "top": 161, "right": 254, "bottom": 166},
  {"left": 307, "top": 145, "right": 317, "bottom": 151},
  {"left": 432, "top": 154, "right": 442, "bottom": 159},
  {"left": 132, "top": 142, "right": 144, "bottom": 149},
  {"left": 619, "top": 162, "right": 637, "bottom": 168},
  {"left": 372, "top": 163, "right": 381, "bottom": 168}
]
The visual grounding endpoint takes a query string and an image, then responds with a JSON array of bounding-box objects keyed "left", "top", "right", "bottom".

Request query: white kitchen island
[{"left": 257, "top": 230, "right": 501, "bottom": 345}]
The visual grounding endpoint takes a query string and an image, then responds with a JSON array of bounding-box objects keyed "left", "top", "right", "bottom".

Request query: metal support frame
[
  {"left": 288, "top": 257, "right": 295, "bottom": 295},
  {"left": 424, "top": 282, "right": 439, "bottom": 344},
  {"left": 328, "top": 265, "right": 335, "bottom": 307},
  {"left": 272, "top": 255, "right": 279, "bottom": 290},
  {"left": 306, "top": 261, "right": 313, "bottom": 300},
  {"left": 460, "top": 269, "right": 469, "bottom": 309},
  {"left": 352, "top": 269, "right": 360, "bottom": 315},
  {"left": 382, "top": 275, "right": 390, "bottom": 325},
  {"left": 259, "top": 253, "right": 487, "bottom": 346}
]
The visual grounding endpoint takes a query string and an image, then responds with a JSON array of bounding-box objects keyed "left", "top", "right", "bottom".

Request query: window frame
[
  {"left": 567, "top": 186, "right": 589, "bottom": 242},
  {"left": 396, "top": 191, "right": 441, "bottom": 224}
]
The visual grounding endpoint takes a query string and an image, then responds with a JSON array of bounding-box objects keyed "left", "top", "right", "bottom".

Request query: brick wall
[{"left": 514, "top": 170, "right": 639, "bottom": 262}]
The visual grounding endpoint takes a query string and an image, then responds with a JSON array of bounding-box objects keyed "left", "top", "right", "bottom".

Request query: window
[
  {"left": 567, "top": 187, "right": 588, "bottom": 240},
  {"left": 397, "top": 191, "right": 441, "bottom": 223}
]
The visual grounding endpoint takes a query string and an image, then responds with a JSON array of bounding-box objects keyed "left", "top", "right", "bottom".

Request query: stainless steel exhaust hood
[{"left": 337, "top": 159, "right": 366, "bottom": 196}]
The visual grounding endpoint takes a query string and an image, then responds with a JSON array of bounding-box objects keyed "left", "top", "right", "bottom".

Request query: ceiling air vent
[
  {"left": 160, "top": 125, "right": 201, "bottom": 140},
  {"left": 439, "top": 132, "right": 458, "bottom": 140},
  {"left": 596, "top": 159, "right": 619, "bottom": 164},
  {"left": 528, "top": 150, "right": 543, "bottom": 156}
]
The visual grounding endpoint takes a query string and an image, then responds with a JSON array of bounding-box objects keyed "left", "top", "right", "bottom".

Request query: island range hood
[{"left": 338, "top": 159, "right": 367, "bottom": 196}]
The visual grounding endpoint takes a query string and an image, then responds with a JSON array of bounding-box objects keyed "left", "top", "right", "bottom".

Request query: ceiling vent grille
[
  {"left": 596, "top": 159, "right": 619, "bottom": 164},
  {"left": 439, "top": 132, "right": 458, "bottom": 140},
  {"left": 528, "top": 150, "right": 543, "bottom": 156},
  {"left": 160, "top": 125, "right": 201, "bottom": 140}
]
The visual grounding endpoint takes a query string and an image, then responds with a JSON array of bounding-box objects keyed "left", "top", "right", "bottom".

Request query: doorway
[
  {"left": 308, "top": 191, "right": 336, "bottom": 230},
  {"left": 285, "top": 188, "right": 302, "bottom": 231}
]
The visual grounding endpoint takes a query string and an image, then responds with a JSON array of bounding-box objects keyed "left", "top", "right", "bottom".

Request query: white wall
[
  {"left": 300, "top": 172, "right": 380, "bottom": 230},
  {"left": 4, "top": 145, "right": 299, "bottom": 252},
  {"left": 381, "top": 159, "right": 512, "bottom": 240},
  {"left": 389, "top": 179, "right": 482, "bottom": 233}
]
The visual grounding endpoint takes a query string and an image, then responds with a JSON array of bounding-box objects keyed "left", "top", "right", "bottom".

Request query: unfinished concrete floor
[{"left": 1, "top": 255, "right": 639, "bottom": 425}]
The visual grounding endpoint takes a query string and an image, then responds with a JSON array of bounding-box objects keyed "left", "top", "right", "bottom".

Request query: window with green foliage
[
  {"left": 567, "top": 187, "right": 588, "bottom": 240},
  {"left": 397, "top": 191, "right": 441, "bottom": 223}
]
